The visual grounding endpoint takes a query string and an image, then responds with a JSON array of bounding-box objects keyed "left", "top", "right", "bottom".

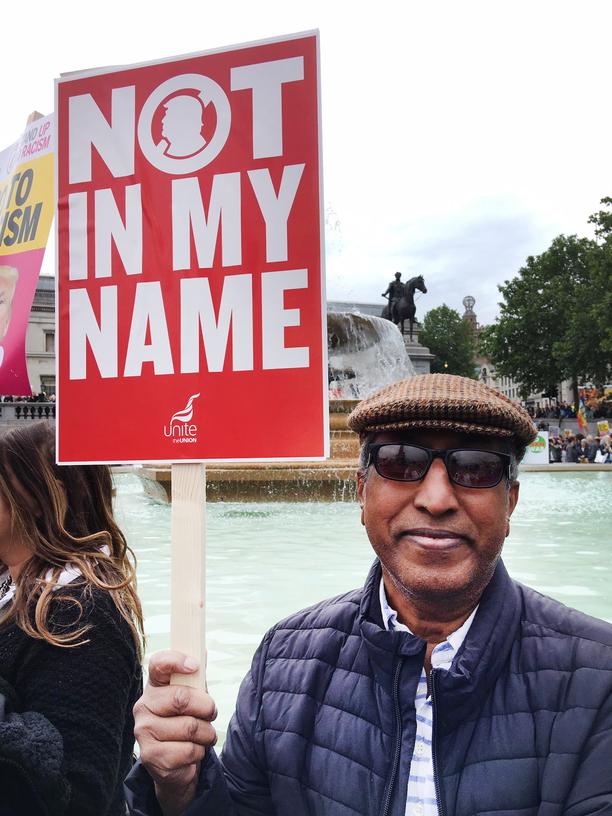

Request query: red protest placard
[{"left": 56, "top": 32, "right": 327, "bottom": 464}]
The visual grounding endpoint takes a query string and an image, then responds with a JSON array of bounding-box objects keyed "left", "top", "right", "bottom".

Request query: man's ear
[
  {"left": 505, "top": 480, "right": 520, "bottom": 537},
  {"left": 357, "top": 471, "right": 366, "bottom": 525}
]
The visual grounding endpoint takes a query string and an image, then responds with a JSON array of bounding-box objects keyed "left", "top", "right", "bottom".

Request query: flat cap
[{"left": 347, "top": 374, "right": 537, "bottom": 451}]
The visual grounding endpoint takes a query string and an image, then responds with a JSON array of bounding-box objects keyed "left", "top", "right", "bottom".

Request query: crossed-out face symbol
[{"left": 138, "top": 73, "right": 231, "bottom": 175}]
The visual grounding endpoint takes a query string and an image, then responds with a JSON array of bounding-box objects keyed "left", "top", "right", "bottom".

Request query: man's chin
[{"left": 395, "top": 565, "right": 495, "bottom": 606}]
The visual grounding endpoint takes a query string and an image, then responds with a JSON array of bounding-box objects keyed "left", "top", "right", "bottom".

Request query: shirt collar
[{"left": 379, "top": 577, "right": 478, "bottom": 656}]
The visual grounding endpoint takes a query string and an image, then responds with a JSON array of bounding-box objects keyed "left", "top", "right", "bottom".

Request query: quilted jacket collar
[
  {"left": 358, "top": 558, "right": 522, "bottom": 730},
  {"left": 435, "top": 560, "right": 522, "bottom": 732}
]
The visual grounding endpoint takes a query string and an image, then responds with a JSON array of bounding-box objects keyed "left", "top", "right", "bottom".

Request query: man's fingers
[
  {"left": 135, "top": 684, "right": 217, "bottom": 721},
  {"left": 136, "top": 713, "right": 217, "bottom": 750},
  {"left": 142, "top": 741, "right": 207, "bottom": 781},
  {"left": 133, "top": 655, "right": 218, "bottom": 795},
  {"left": 148, "top": 650, "right": 200, "bottom": 688}
]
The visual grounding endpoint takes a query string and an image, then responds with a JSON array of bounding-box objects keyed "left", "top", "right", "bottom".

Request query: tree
[
  {"left": 481, "top": 216, "right": 612, "bottom": 406},
  {"left": 588, "top": 196, "right": 612, "bottom": 239},
  {"left": 420, "top": 305, "right": 477, "bottom": 378},
  {"left": 587, "top": 199, "right": 612, "bottom": 364}
]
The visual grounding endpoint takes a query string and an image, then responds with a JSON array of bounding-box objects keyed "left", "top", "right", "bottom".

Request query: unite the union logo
[{"left": 163, "top": 393, "right": 201, "bottom": 444}]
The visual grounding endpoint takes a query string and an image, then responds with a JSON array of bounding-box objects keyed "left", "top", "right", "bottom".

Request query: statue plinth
[{"left": 400, "top": 323, "right": 434, "bottom": 374}]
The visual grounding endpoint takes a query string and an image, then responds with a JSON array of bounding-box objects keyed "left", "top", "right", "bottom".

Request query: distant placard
[
  {"left": 522, "top": 431, "right": 549, "bottom": 465},
  {"left": 0, "top": 115, "right": 54, "bottom": 395},
  {"left": 56, "top": 33, "right": 327, "bottom": 464}
]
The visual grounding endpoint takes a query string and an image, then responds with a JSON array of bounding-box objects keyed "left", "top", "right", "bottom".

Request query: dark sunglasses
[{"left": 367, "top": 443, "right": 512, "bottom": 489}]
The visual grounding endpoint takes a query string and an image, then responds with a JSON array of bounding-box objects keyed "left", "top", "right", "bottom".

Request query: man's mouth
[{"left": 400, "top": 528, "right": 471, "bottom": 549}]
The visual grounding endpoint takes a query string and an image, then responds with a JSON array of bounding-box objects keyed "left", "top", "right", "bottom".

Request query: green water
[{"left": 114, "top": 470, "right": 612, "bottom": 741}]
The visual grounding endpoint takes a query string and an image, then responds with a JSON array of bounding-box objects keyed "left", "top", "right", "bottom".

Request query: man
[
  {"left": 549, "top": 435, "right": 563, "bottom": 463},
  {"left": 126, "top": 374, "right": 612, "bottom": 816},
  {"left": 585, "top": 435, "right": 598, "bottom": 463},
  {"left": 565, "top": 435, "right": 579, "bottom": 463},
  {"left": 382, "top": 271, "right": 404, "bottom": 323}
]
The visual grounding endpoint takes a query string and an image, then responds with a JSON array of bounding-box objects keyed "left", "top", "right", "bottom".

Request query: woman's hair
[{"left": 0, "top": 421, "right": 144, "bottom": 655}]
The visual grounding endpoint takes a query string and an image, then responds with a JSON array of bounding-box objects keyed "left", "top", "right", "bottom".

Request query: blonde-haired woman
[{"left": 0, "top": 421, "right": 143, "bottom": 815}]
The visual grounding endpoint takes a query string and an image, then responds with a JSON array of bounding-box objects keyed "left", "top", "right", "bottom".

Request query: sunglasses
[{"left": 367, "top": 443, "right": 512, "bottom": 489}]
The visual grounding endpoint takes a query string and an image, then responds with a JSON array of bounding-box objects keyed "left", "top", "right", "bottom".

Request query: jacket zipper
[
  {"left": 430, "top": 669, "right": 446, "bottom": 816},
  {"left": 381, "top": 658, "right": 404, "bottom": 816}
]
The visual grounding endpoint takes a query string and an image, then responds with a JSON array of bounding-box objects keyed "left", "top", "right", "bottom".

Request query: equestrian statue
[{"left": 381, "top": 273, "right": 427, "bottom": 339}]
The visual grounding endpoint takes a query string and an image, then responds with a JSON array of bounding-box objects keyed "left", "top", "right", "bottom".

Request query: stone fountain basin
[
  {"left": 139, "top": 459, "right": 360, "bottom": 503},
  {"left": 139, "top": 400, "right": 362, "bottom": 504}
]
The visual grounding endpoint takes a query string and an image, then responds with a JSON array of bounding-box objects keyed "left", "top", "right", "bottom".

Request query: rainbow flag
[{"left": 577, "top": 398, "right": 588, "bottom": 433}]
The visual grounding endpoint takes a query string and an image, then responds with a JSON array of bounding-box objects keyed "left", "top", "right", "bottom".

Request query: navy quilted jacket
[{"left": 126, "top": 559, "right": 612, "bottom": 815}]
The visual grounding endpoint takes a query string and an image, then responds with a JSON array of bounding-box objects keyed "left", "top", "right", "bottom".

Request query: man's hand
[{"left": 133, "top": 651, "right": 218, "bottom": 816}]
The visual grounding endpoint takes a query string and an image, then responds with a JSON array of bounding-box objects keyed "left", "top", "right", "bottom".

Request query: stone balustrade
[{"left": 0, "top": 402, "right": 56, "bottom": 426}]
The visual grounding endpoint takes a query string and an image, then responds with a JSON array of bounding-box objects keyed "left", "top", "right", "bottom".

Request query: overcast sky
[{"left": 4, "top": 0, "right": 611, "bottom": 324}]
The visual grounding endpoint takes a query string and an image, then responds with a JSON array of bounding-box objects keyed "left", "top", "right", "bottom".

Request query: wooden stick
[{"left": 170, "top": 462, "right": 206, "bottom": 687}]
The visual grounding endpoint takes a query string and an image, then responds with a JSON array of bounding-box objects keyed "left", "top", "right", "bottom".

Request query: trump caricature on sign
[{"left": 0, "top": 266, "right": 18, "bottom": 367}]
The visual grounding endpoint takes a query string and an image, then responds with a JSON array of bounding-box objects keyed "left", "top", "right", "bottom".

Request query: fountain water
[
  {"left": 139, "top": 312, "right": 415, "bottom": 502},
  {"left": 328, "top": 312, "right": 415, "bottom": 400}
]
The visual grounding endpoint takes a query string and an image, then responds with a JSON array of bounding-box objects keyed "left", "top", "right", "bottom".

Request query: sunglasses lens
[
  {"left": 375, "top": 445, "right": 429, "bottom": 481},
  {"left": 448, "top": 450, "right": 505, "bottom": 488}
]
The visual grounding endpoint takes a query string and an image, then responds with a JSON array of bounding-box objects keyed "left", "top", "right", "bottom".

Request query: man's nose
[{"left": 412, "top": 458, "right": 460, "bottom": 515}]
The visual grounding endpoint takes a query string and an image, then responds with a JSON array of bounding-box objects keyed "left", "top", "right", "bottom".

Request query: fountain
[
  {"left": 139, "top": 312, "right": 415, "bottom": 502},
  {"left": 328, "top": 312, "right": 415, "bottom": 400}
]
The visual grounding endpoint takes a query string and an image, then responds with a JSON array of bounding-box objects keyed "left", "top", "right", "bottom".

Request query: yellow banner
[{"left": 0, "top": 151, "right": 54, "bottom": 255}]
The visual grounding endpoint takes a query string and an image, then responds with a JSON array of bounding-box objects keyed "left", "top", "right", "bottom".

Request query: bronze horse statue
[{"left": 382, "top": 274, "right": 427, "bottom": 339}]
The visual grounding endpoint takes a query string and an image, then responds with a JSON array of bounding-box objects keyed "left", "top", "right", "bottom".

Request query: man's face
[{"left": 357, "top": 429, "right": 520, "bottom": 608}]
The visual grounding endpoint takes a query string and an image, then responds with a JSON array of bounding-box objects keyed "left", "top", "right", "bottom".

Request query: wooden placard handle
[{"left": 170, "top": 462, "right": 206, "bottom": 687}]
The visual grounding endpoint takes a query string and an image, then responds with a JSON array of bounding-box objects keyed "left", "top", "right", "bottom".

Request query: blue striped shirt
[{"left": 379, "top": 579, "right": 477, "bottom": 816}]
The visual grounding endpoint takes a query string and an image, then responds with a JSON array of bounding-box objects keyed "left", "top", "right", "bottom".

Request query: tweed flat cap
[{"left": 347, "top": 374, "right": 537, "bottom": 450}]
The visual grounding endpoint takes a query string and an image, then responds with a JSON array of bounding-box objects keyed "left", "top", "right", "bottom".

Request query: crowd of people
[
  {"left": 529, "top": 402, "right": 576, "bottom": 419},
  {"left": 0, "top": 393, "right": 55, "bottom": 403},
  {"left": 528, "top": 400, "right": 611, "bottom": 420},
  {"left": 549, "top": 433, "right": 612, "bottom": 463}
]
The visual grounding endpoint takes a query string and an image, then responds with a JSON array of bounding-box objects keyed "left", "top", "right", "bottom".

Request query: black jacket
[
  {"left": 0, "top": 675, "right": 70, "bottom": 816},
  {"left": 0, "top": 585, "right": 141, "bottom": 816}
]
